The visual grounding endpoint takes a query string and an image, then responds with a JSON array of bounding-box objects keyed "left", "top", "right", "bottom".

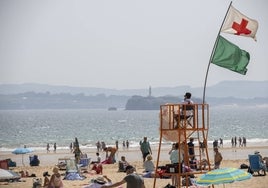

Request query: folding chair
[
  {"left": 248, "top": 154, "right": 266, "bottom": 176},
  {"left": 79, "top": 157, "right": 91, "bottom": 171},
  {"left": 174, "top": 104, "right": 194, "bottom": 128}
]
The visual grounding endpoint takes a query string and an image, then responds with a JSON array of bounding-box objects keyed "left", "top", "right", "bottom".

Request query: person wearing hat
[
  {"left": 101, "top": 165, "right": 145, "bottom": 188},
  {"left": 48, "top": 166, "right": 63, "bottom": 188},
  {"left": 83, "top": 175, "right": 112, "bottom": 188}
]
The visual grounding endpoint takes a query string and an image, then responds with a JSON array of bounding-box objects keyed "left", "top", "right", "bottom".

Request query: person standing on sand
[
  {"left": 214, "top": 147, "right": 223, "bottom": 169},
  {"left": 101, "top": 165, "right": 145, "bottom": 188},
  {"left": 54, "top": 143, "right": 57, "bottom": 153},
  {"left": 73, "top": 146, "right": 82, "bottom": 164},
  {"left": 140, "top": 137, "right": 152, "bottom": 162},
  {"left": 47, "top": 143, "right": 50, "bottom": 153},
  {"left": 126, "top": 140, "right": 129, "bottom": 149}
]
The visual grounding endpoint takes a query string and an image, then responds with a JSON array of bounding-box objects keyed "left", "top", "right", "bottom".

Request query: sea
[{"left": 0, "top": 105, "right": 268, "bottom": 152}]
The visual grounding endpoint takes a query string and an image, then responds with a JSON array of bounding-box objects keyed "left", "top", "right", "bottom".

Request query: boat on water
[{"left": 108, "top": 107, "right": 117, "bottom": 111}]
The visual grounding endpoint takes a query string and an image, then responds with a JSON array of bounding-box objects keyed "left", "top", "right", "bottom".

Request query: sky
[{"left": 0, "top": 0, "right": 267, "bottom": 89}]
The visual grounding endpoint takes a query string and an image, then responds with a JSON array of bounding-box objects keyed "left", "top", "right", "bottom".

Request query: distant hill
[
  {"left": 0, "top": 80, "right": 267, "bottom": 98},
  {"left": 0, "top": 81, "right": 267, "bottom": 110}
]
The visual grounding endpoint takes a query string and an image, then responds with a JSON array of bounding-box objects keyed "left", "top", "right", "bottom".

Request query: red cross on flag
[{"left": 221, "top": 5, "right": 258, "bottom": 41}]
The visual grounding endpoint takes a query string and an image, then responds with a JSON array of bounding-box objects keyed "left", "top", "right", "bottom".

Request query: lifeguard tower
[{"left": 153, "top": 103, "right": 212, "bottom": 188}]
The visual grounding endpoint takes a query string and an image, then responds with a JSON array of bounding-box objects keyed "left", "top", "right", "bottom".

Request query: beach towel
[{"left": 64, "top": 172, "right": 85, "bottom": 180}]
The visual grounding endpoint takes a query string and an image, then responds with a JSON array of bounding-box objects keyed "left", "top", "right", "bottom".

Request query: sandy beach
[{"left": 1, "top": 145, "right": 268, "bottom": 188}]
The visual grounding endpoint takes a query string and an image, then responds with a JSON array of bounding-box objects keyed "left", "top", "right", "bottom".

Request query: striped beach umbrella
[{"left": 196, "top": 167, "right": 252, "bottom": 187}]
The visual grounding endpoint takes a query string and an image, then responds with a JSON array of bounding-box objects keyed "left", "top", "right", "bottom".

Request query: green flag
[{"left": 212, "top": 35, "right": 250, "bottom": 75}]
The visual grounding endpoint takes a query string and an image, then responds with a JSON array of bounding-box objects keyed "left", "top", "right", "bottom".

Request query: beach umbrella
[
  {"left": 12, "top": 148, "right": 33, "bottom": 166},
  {"left": 195, "top": 167, "right": 252, "bottom": 187}
]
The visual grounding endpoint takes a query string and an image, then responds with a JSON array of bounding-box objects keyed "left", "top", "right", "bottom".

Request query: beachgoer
[
  {"left": 187, "top": 137, "right": 195, "bottom": 160},
  {"left": 74, "top": 137, "right": 79, "bottom": 148},
  {"left": 254, "top": 151, "right": 267, "bottom": 174},
  {"left": 73, "top": 146, "right": 82, "bottom": 164},
  {"left": 238, "top": 137, "right": 242, "bottom": 147},
  {"left": 54, "top": 143, "right": 57, "bottom": 153},
  {"left": 101, "top": 142, "right": 106, "bottom": 151},
  {"left": 48, "top": 167, "right": 63, "bottom": 188},
  {"left": 47, "top": 143, "right": 50, "bottom": 153},
  {"left": 115, "top": 140, "right": 119, "bottom": 150},
  {"left": 69, "top": 142, "right": 73, "bottom": 152},
  {"left": 102, "top": 146, "right": 117, "bottom": 164},
  {"left": 92, "top": 163, "right": 103, "bottom": 174},
  {"left": 43, "top": 171, "right": 50, "bottom": 188},
  {"left": 169, "top": 142, "right": 184, "bottom": 187},
  {"left": 92, "top": 152, "right": 101, "bottom": 164},
  {"left": 122, "top": 141, "right": 125, "bottom": 149},
  {"left": 140, "top": 137, "right": 152, "bottom": 162},
  {"left": 96, "top": 141, "right": 101, "bottom": 152},
  {"left": 143, "top": 155, "right": 155, "bottom": 172},
  {"left": 219, "top": 138, "right": 223, "bottom": 147},
  {"left": 101, "top": 165, "right": 145, "bottom": 188},
  {"left": 242, "top": 137, "right": 247, "bottom": 147},
  {"left": 213, "top": 140, "right": 218, "bottom": 148},
  {"left": 181, "top": 92, "right": 194, "bottom": 116},
  {"left": 118, "top": 156, "right": 130, "bottom": 172},
  {"left": 214, "top": 147, "right": 223, "bottom": 169},
  {"left": 83, "top": 175, "right": 112, "bottom": 188},
  {"left": 30, "top": 155, "right": 40, "bottom": 166},
  {"left": 199, "top": 141, "right": 205, "bottom": 155},
  {"left": 126, "top": 140, "right": 129, "bottom": 149}
]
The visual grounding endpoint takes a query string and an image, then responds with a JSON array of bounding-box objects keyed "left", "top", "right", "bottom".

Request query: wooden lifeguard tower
[{"left": 153, "top": 103, "right": 212, "bottom": 188}]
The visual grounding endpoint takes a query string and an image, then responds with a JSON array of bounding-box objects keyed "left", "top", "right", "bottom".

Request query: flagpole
[{"left": 202, "top": 1, "right": 233, "bottom": 104}]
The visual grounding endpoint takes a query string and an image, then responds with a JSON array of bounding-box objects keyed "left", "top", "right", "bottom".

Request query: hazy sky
[{"left": 0, "top": 0, "right": 267, "bottom": 89}]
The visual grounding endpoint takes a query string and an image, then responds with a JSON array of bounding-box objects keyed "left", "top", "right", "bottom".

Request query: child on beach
[{"left": 48, "top": 167, "right": 63, "bottom": 188}]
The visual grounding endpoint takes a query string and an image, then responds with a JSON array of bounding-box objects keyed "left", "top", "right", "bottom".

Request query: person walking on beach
[
  {"left": 115, "top": 140, "right": 119, "bottom": 150},
  {"left": 101, "top": 165, "right": 145, "bottom": 188},
  {"left": 54, "top": 143, "right": 57, "bottom": 153},
  {"left": 46, "top": 143, "right": 50, "bottom": 152},
  {"left": 69, "top": 142, "right": 73, "bottom": 152},
  {"left": 214, "top": 147, "right": 223, "bottom": 169},
  {"left": 96, "top": 141, "right": 101, "bottom": 152},
  {"left": 140, "top": 137, "right": 152, "bottom": 162},
  {"left": 126, "top": 140, "right": 129, "bottom": 149}
]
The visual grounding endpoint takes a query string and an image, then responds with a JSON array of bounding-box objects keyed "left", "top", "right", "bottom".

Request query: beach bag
[
  {"left": 165, "top": 164, "right": 179, "bottom": 173},
  {"left": 240, "top": 163, "right": 249, "bottom": 169}
]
